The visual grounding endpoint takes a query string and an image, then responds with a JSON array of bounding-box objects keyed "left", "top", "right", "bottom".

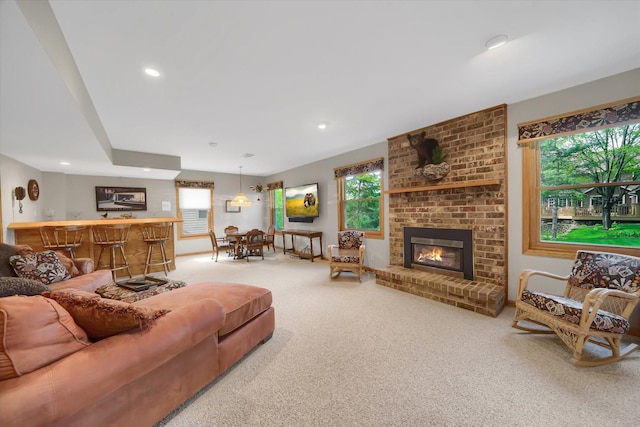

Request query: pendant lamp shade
[{"left": 230, "top": 166, "right": 252, "bottom": 207}]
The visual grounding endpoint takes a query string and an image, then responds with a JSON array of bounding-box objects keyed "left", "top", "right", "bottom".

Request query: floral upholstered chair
[
  {"left": 328, "top": 231, "right": 365, "bottom": 282},
  {"left": 512, "top": 250, "right": 640, "bottom": 366}
]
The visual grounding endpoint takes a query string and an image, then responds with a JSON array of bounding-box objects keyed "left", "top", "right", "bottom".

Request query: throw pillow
[
  {"left": 0, "top": 295, "right": 91, "bottom": 380},
  {"left": 0, "top": 243, "right": 19, "bottom": 277},
  {"left": 42, "top": 290, "right": 170, "bottom": 340},
  {"left": 9, "top": 250, "right": 71, "bottom": 285},
  {"left": 0, "top": 277, "right": 51, "bottom": 297},
  {"left": 54, "top": 251, "right": 81, "bottom": 277}
]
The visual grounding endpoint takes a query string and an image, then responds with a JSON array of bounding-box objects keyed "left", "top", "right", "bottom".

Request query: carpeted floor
[{"left": 155, "top": 250, "right": 640, "bottom": 427}]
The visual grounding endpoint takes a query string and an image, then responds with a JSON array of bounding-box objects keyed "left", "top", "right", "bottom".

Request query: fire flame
[{"left": 417, "top": 247, "right": 442, "bottom": 263}]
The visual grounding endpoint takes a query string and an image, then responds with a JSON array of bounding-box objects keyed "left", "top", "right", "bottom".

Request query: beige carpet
[{"left": 156, "top": 250, "right": 640, "bottom": 427}]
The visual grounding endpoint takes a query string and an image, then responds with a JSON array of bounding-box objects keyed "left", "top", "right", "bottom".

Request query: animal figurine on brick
[
  {"left": 303, "top": 193, "right": 316, "bottom": 207},
  {"left": 407, "top": 131, "right": 440, "bottom": 169}
]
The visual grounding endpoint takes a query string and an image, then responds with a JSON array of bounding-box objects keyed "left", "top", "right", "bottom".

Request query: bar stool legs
[
  {"left": 141, "top": 223, "right": 173, "bottom": 276},
  {"left": 93, "top": 224, "right": 133, "bottom": 281}
]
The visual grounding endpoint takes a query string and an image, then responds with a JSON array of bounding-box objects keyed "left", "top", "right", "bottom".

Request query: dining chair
[
  {"left": 244, "top": 229, "right": 264, "bottom": 262},
  {"left": 224, "top": 225, "right": 240, "bottom": 258},
  {"left": 263, "top": 224, "right": 276, "bottom": 252},
  {"left": 208, "top": 230, "right": 230, "bottom": 262}
]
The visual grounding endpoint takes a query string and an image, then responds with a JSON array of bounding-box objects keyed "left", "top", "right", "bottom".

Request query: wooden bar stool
[
  {"left": 92, "top": 223, "right": 132, "bottom": 281},
  {"left": 141, "top": 222, "right": 173, "bottom": 275},
  {"left": 39, "top": 225, "right": 86, "bottom": 258}
]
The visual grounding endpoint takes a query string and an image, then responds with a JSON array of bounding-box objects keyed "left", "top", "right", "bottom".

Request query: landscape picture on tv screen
[{"left": 285, "top": 183, "right": 319, "bottom": 219}]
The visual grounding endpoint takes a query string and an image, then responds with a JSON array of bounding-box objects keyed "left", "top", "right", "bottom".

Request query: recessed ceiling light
[
  {"left": 143, "top": 168, "right": 151, "bottom": 172},
  {"left": 317, "top": 121, "right": 328, "bottom": 130},
  {"left": 59, "top": 161, "right": 70, "bottom": 165},
  {"left": 485, "top": 34, "right": 508, "bottom": 50},
  {"left": 144, "top": 68, "right": 160, "bottom": 77}
]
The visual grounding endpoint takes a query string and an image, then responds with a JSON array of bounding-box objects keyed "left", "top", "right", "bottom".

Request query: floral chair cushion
[
  {"left": 569, "top": 251, "right": 640, "bottom": 292},
  {"left": 331, "top": 248, "right": 360, "bottom": 264},
  {"left": 521, "top": 290, "right": 629, "bottom": 334},
  {"left": 338, "top": 231, "right": 364, "bottom": 250}
]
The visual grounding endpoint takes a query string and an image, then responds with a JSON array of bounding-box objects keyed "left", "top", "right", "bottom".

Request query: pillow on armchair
[{"left": 9, "top": 250, "right": 71, "bottom": 285}]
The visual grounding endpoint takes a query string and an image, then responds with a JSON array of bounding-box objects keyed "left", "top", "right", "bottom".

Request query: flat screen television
[
  {"left": 95, "top": 186, "right": 147, "bottom": 211},
  {"left": 285, "top": 183, "right": 319, "bottom": 222}
]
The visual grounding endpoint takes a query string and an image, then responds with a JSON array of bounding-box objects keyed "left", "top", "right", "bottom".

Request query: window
[
  {"left": 175, "top": 180, "right": 214, "bottom": 239},
  {"left": 335, "top": 158, "right": 384, "bottom": 239},
  {"left": 268, "top": 181, "right": 284, "bottom": 231},
  {"left": 520, "top": 97, "right": 640, "bottom": 258}
]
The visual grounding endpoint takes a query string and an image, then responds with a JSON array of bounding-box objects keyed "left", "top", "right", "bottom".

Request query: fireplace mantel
[{"left": 383, "top": 178, "right": 500, "bottom": 195}]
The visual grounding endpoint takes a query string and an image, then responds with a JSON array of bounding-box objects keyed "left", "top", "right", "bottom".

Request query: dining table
[{"left": 225, "top": 231, "right": 249, "bottom": 259}]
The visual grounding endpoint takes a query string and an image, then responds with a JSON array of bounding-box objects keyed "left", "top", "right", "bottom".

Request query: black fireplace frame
[{"left": 403, "top": 227, "right": 473, "bottom": 280}]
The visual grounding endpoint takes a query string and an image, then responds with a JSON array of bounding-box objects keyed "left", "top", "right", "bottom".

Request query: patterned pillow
[
  {"left": 0, "top": 277, "right": 51, "bottom": 297},
  {"left": 43, "top": 290, "right": 170, "bottom": 340},
  {"left": 9, "top": 250, "right": 71, "bottom": 285}
]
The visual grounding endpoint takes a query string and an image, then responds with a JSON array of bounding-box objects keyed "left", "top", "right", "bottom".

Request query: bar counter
[{"left": 7, "top": 217, "right": 181, "bottom": 278}]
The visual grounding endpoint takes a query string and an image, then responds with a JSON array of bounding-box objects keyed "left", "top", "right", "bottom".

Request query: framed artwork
[
  {"left": 225, "top": 200, "right": 241, "bottom": 213},
  {"left": 28, "top": 179, "right": 40, "bottom": 201},
  {"left": 95, "top": 186, "right": 147, "bottom": 211}
]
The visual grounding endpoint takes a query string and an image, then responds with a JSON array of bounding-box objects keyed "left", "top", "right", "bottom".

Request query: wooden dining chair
[
  {"left": 224, "top": 225, "right": 240, "bottom": 258},
  {"left": 244, "top": 229, "right": 264, "bottom": 262},
  {"left": 263, "top": 224, "right": 276, "bottom": 252},
  {"left": 208, "top": 230, "right": 230, "bottom": 262}
]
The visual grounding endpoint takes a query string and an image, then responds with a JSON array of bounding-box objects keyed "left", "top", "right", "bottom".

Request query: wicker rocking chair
[
  {"left": 512, "top": 250, "right": 640, "bottom": 367},
  {"left": 328, "top": 231, "right": 365, "bottom": 282}
]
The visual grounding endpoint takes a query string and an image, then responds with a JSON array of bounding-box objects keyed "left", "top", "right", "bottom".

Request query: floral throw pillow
[{"left": 9, "top": 250, "right": 71, "bottom": 285}]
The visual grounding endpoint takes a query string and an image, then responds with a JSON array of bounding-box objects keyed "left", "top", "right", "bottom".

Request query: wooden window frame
[
  {"left": 336, "top": 167, "right": 384, "bottom": 240},
  {"left": 522, "top": 136, "right": 639, "bottom": 259},
  {"left": 175, "top": 187, "right": 213, "bottom": 240}
]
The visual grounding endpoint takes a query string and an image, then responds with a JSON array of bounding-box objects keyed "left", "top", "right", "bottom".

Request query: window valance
[
  {"left": 267, "top": 181, "right": 283, "bottom": 190},
  {"left": 334, "top": 158, "right": 384, "bottom": 179},
  {"left": 174, "top": 180, "right": 215, "bottom": 189},
  {"left": 517, "top": 96, "right": 640, "bottom": 145}
]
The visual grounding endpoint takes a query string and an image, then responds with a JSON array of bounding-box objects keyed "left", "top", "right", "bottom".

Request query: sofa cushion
[
  {"left": 0, "top": 243, "right": 19, "bottom": 277},
  {"left": 0, "top": 277, "right": 51, "bottom": 297},
  {"left": 135, "top": 282, "right": 273, "bottom": 337},
  {"left": 43, "top": 290, "right": 170, "bottom": 340},
  {"left": 54, "top": 251, "right": 81, "bottom": 277},
  {"left": 521, "top": 290, "right": 630, "bottom": 334},
  {"left": 0, "top": 295, "right": 91, "bottom": 380},
  {"left": 9, "top": 250, "right": 71, "bottom": 285}
]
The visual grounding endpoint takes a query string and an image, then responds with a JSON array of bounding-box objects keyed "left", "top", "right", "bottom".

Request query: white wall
[
  {"left": 1, "top": 155, "right": 44, "bottom": 241},
  {"left": 265, "top": 141, "right": 389, "bottom": 269},
  {"left": 507, "top": 68, "right": 640, "bottom": 326}
]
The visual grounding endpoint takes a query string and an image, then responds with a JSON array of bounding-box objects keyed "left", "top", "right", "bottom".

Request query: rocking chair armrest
[
  {"left": 516, "top": 269, "right": 569, "bottom": 299},
  {"left": 579, "top": 289, "right": 640, "bottom": 327}
]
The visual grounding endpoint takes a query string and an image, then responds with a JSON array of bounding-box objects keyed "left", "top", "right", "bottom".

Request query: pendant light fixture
[{"left": 230, "top": 165, "right": 252, "bottom": 207}]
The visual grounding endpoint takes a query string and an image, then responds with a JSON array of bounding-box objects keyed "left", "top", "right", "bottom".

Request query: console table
[{"left": 282, "top": 229, "right": 323, "bottom": 261}]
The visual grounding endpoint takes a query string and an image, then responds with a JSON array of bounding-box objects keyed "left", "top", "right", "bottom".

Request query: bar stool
[
  {"left": 92, "top": 223, "right": 132, "bottom": 281},
  {"left": 39, "top": 225, "right": 86, "bottom": 258},
  {"left": 141, "top": 222, "right": 173, "bottom": 275}
]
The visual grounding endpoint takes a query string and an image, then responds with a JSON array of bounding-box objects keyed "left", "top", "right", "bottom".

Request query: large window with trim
[
  {"left": 520, "top": 97, "right": 640, "bottom": 258},
  {"left": 335, "top": 158, "right": 384, "bottom": 239},
  {"left": 175, "top": 180, "right": 214, "bottom": 239}
]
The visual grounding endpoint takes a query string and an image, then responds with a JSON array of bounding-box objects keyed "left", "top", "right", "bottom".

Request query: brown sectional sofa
[{"left": 0, "top": 245, "right": 275, "bottom": 426}]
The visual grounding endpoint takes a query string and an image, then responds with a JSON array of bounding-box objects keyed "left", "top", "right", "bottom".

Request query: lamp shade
[{"left": 230, "top": 192, "right": 251, "bottom": 207}]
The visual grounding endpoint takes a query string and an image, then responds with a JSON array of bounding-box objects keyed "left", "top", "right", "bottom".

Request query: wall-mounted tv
[
  {"left": 285, "top": 183, "right": 319, "bottom": 223},
  {"left": 96, "top": 186, "right": 147, "bottom": 212}
]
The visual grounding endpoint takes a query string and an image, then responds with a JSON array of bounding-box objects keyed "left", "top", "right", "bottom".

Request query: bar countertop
[
  {"left": 7, "top": 217, "right": 181, "bottom": 229},
  {"left": 7, "top": 217, "right": 182, "bottom": 277}
]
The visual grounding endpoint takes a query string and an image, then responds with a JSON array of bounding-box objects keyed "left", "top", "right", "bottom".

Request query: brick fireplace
[{"left": 376, "top": 105, "right": 507, "bottom": 317}]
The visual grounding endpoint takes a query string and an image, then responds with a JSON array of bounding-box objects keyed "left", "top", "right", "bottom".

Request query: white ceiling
[{"left": 1, "top": 0, "right": 639, "bottom": 180}]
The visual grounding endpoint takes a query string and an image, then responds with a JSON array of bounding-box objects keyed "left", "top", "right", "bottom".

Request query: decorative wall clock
[{"left": 28, "top": 179, "right": 39, "bottom": 201}]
